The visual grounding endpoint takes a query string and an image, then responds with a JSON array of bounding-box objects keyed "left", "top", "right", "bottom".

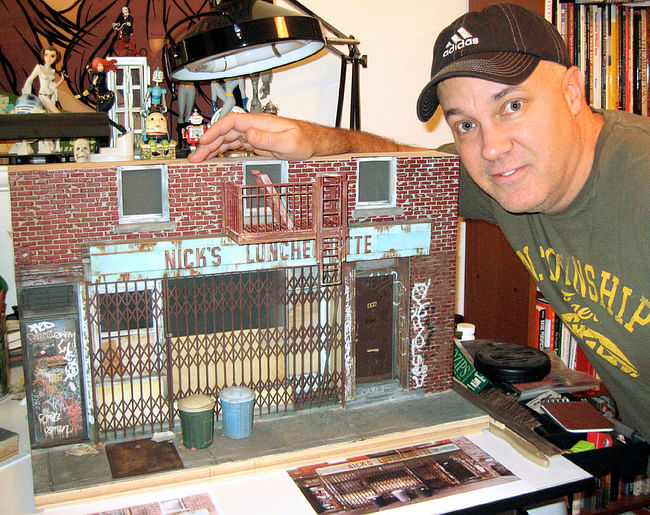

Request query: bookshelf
[{"left": 555, "top": 0, "right": 650, "bottom": 115}]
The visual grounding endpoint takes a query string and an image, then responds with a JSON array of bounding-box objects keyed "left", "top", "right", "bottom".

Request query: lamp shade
[{"left": 165, "top": 0, "right": 326, "bottom": 81}]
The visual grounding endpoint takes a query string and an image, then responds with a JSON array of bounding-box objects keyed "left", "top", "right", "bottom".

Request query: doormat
[{"left": 105, "top": 438, "right": 184, "bottom": 479}]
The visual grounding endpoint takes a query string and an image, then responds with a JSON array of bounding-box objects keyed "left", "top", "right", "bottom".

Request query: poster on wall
[
  {"left": 22, "top": 315, "right": 88, "bottom": 448},
  {"left": 288, "top": 437, "right": 519, "bottom": 513}
]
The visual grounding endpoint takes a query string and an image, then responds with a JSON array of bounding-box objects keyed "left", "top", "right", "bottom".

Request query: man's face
[
  {"left": 438, "top": 61, "right": 584, "bottom": 214},
  {"left": 122, "top": 7, "right": 129, "bottom": 17}
]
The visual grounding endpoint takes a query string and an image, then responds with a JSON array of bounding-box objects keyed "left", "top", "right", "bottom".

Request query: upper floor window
[
  {"left": 356, "top": 157, "right": 396, "bottom": 209},
  {"left": 243, "top": 161, "right": 288, "bottom": 217},
  {"left": 117, "top": 164, "right": 169, "bottom": 224},
  {"left": 244, "top": 161, "right": 287, "bottom": 186}
]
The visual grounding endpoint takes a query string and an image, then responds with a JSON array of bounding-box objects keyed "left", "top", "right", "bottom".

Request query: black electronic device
[{"left": 474, "top": 340, "right": 551, "bottom": 383}]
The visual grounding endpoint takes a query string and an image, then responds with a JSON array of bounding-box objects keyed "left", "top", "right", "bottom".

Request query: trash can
[
  {"left": 219, "top": 387, "right": 255, "bottom": 439},
  {"left": 177, "top": 394, "right": 215, "bottom": 449}
]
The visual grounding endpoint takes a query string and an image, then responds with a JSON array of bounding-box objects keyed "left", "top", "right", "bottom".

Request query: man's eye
[
  {"left": 457, "top": 121, "right": 474, "bottom": 133},
  {"left": 505, "top": 100, "right": 523, "bottom": 113}
]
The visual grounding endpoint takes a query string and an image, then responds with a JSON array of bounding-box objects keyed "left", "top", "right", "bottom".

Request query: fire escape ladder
[{"left": 316, "top": 173, "right": 348, "bottom": 286}]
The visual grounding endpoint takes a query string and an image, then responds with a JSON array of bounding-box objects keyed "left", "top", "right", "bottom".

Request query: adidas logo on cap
[{"left": 443, "top": 27, "right": 479, "bottom": 58}]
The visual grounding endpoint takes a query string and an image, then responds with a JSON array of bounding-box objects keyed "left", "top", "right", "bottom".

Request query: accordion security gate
[{"left": 86, "top": 266, "right": 345, "bottom": 442}]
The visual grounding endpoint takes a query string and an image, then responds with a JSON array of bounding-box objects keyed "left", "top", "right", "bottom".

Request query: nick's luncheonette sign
[{"left": 88, "top": 221, "right": 432, "bottom": 282}]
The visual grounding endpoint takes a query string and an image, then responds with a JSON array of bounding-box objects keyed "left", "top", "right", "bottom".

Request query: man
[{"left": 190, "top": 4, "right": 649, "bottom": 447}]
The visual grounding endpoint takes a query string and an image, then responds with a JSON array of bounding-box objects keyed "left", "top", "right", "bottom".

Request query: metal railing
[{"left": 86, "top": 266, "right": 344, "bottom": 441}]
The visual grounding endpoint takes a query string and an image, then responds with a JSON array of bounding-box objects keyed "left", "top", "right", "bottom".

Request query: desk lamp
[{"left": 164, "top": 0, "right": 366, "bottom": 129}]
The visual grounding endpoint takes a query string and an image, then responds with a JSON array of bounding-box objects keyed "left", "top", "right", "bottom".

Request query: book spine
[
  {"left": 568, "top": 2, "right": 576, "bottom": 65},
  {"left": 626, "top": 7, "right": 633, "bottom": 112},
  {"left": 637, "top": 9, "right": 648, "bottom": 116},
  {"left": 536, "top": 303, "right": 546, "bottom": 350}
]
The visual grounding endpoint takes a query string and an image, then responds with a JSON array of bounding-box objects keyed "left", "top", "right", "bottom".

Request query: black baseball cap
[{"left": 416, "top": 3, "right": 571, "bottom": 122}]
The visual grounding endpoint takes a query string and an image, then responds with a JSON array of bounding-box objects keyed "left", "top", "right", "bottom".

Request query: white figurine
[
  {"left": 22, "top": 46, "right": 65, "bottom": 113},
  {"left": 73, "top": 138, "right": 91, "bottom": 162}
]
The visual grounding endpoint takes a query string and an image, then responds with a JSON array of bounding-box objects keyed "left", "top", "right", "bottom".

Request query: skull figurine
[{"left": 73, "top": 138, "right": 91, "bottom": 162}]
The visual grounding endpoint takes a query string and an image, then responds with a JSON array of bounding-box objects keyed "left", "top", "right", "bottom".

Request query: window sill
[
  {"left": 114, "top": 221, "right": 176, "bottom": 233},
  {"left": 352, "top": 206, "right": 404, "bottom": 218}
]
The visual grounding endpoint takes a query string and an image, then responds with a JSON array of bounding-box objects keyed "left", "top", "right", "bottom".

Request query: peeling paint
[{"left": 410, "top": 279, "right": 430, "bottom": 388}]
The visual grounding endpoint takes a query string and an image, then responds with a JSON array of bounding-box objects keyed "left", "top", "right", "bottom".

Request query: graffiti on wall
[
  {"left": 410, "top": 280, "right": 431, "bottom": 388},
  {"left": 24, "top": 317, "right": 87, "bottom": 446}
]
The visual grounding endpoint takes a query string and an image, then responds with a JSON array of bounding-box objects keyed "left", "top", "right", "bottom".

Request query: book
[
  {"left": 536, "top": 302, "right": 546, "bottom": 350},
  {"left": 541, "top": 401, "right": 615, "bottom": 432},
  {"left": 0, "top": 427, "right": 19, "bottom": 462}
]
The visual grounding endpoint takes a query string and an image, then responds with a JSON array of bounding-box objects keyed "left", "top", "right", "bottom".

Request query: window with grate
[
  {"left": 166, "top": 270, "right": 285, "bottom": 337},
  {"left": 243, "top": 160, "right": 288, "bottom": 213}
]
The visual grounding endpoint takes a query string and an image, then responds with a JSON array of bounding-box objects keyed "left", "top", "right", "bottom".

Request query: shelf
[
  {"left": 0, "top": 113, "right": 111, "bottom": 140},
  {"left": 577, "top": 493, "right": 650, "bottom": 515}
]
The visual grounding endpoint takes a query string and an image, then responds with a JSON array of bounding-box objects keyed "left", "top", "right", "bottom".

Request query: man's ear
[{"left": 563, "top": 66, "right": 586, "bottom": 115}]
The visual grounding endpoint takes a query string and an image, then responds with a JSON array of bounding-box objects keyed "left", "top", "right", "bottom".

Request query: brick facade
[{"left": 10, "top": 152, "right": 459, "bottom": 395}]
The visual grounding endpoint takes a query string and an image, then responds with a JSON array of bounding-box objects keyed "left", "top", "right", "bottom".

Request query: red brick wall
[{"left": 9, "top": 153, "right": 460, "bottom": 392}]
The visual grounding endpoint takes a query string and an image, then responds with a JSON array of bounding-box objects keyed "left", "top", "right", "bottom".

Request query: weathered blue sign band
[{"left": 88, "top": 221, "right": 432, "bottom": 282}]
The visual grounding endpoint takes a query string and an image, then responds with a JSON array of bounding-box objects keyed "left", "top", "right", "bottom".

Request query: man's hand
[
  {"left": 188, "top": 111, "right": 423, "bottom": 163},
  {"left": 188, "top": 112, "right": 318, "bottom": 162}
]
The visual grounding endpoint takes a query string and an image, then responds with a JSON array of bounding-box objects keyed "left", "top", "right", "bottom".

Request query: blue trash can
[{"left": 219, "top": 386, "right": 255, "bottom": 439}]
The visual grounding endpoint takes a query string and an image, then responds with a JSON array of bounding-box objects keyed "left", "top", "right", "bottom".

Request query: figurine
[
  {"left": 73, "top": 138, "right": 91, "bottom": 162},
  {"left": 0, "top": 94, "right": 13, "bottom": 114},
  {"left": 248, "top": 75, "right": 263, "bottom": 114},
  {"left": 181, "top": 108, "right": 207, "bottom": 151},
  {"left": 143, "top": 67, "right": 167, "bottom": 116},
  {"left": 12, "top": 94, "right": 45, "bottom": 114},
  {"left": 140, "top": 111, "right": 176, "bottom": 159},
  {"left": 112, "top": 6, "right": 136, "bottom": 56},
  {"left": 75, "top": 57, "right": 127, "bottom": 134},
  {"left": 176, "top": 82, "right": 196, "bottom": 124},
  {"left": 260, "top": 71, "right": 272, "bottom": 100},
  {"left": 144, "top": 112, "right": 168, "bottom": 142},
  {"left": 210, "top": 78, "right": 246, "bottom": 123},
  {"left": 21, "top": 46, "right": 65, "bottom": 113},
  {"left": 9, "top": 94, "right": 58, "bottom": 155},
  {"left": 249, "top": 72, "right": 273, "bottom": 114},
  {"left": 175, "top": 81, "right": 197, "bottom": 141}
]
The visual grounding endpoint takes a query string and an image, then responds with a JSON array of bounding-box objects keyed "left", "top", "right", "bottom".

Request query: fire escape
[{"left": 223, "top": 171, "right": 348, "bottom": 285}]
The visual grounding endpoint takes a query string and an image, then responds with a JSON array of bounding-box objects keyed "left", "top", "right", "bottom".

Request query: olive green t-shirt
[{"left": 456, "top": 109, "right": 650, "bottom": 445}]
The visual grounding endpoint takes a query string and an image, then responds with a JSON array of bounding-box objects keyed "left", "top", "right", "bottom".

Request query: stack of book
[
  {"left": 535, "top": 297, "right": 596, "bottom": 377},
  {"left": 552, "top": 0, "right": 650, "bottom": 115}
]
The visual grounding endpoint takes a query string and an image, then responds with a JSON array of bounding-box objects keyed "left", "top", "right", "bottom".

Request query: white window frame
[
  {"left": 107, "top": 56, "right": 150, "bottom": 143},
  {"left": 355, "top": 156, "right": 397, "bottom": 210},
  {"left": 117, "top": 164, "right": 170, "bottom": 224}
]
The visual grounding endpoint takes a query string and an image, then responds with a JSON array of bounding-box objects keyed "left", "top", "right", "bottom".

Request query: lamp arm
[
  {"left": 282, "top": 0, "right": 366, "bottom": 131},
  {"left": 282, "top": 0, "right": 348, "bottom": 40}
]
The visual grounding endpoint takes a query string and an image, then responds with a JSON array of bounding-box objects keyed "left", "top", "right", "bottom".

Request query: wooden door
[{"left": 355, "top": 274, "right": 394, "bottom": 382}]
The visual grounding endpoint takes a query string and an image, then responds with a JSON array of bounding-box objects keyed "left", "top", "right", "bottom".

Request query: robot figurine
[
  {"left": 182, "top": 108, "right": 207, "bottom": 151},
  {"left": 143, "top": 67, "right": 167, "bottom": 117}
]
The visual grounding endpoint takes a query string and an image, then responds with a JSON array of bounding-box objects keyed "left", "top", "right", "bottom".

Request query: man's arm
[{"left": 188, "top": 112, "right": 427, "bottom": 162}]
